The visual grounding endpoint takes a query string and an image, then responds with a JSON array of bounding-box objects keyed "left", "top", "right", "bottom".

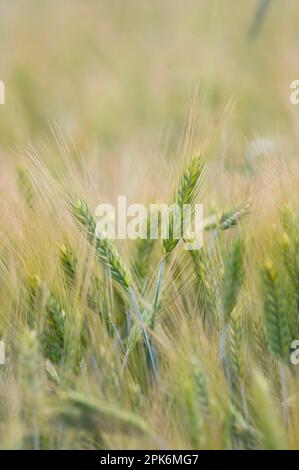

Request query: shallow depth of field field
[{"left": 1, "top": 0, "right": 299, "bottom": 450}]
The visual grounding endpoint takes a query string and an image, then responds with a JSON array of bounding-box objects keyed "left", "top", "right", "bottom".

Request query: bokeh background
[
  {"left": 0, "top": 0, "right": 298, "bottom": 161},
  {"left": 1, "top": 0, "right": 299, "bottom": 450}
]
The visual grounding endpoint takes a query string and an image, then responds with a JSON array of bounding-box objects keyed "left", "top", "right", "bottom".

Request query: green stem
[
  {"left": 279, "top": 361, "right": 288, "bottom": 427},
  {"left": 151, "top": 257, "right": 165, "bottom": 329},
  {"left": 240, "top": 381, "right": 249, "bottom": 422},
  {"left": 128, "top": 287, "right": 157, "bottom": 377},
  {"left": 219, "top": 323, "right": 232, "bottom": 388}
]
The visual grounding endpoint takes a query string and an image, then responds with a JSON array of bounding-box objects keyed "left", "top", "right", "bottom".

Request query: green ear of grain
[
  {"left": 100, "top": 238, "right": 132, "bottom": 290},
  {"left": 222, "top": 237, "right": 245, "bottom": 324},
  {"left": 71, "top": 198, "right": 96, "bottom": 242},
  {"left": 71, "top": 197, "right": 132, "bottom": 290},
  {"left": 59, "top": 243, "right": 77, "bottom": 289},
  {"left": 204, "top": 203, "right": 250, "bottom": 232},
  {"left": 228, "top": 307, "right": 244, "bottom": 388},
  {"left": 27, "top": 276, "right": 65, "bottom": 365},
  {"left": 176, "top": 154, "right": 204, "bottom": 206},
  {"left": 41, "top": 293, "right": 65, "bottom": 365},
  {"left": 252, "top": 315, "right": 269, "bottom": 377},
  {"left": 280, "top": 204, "right": 297, "bottom": 235},
  {"left": 88, "top": 275, "right": 114, "bottom": 337},
  {"left": 219, "top": 204, "right": 250, "bottom": 231},
  {"left": 62, "top": 308, "right": 87, "bottom": 377},
  {"left": 261, "top": 260, "right": 291, "bottom": 361},
  {"left": 280, "top": 233, "right": 299, "bottom": 338},
  {"left": 279, "top": 206, "right": 299, "bottom": 337},
  {"left": 191, "top": 359, "right": 210, "bottom": 416},
  {"left": 190, "top": 248, "right": 217, "bottom": 327},
  {"left": 181, "top": 374, "right": 205, "bottom": 449},
  {"left": 163, "top": 154, "right": 204, "bottom": 257}
]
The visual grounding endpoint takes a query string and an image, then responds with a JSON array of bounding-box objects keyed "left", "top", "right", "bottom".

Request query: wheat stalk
[
  {"left": 71, "top": 196, "right": 156, "bottom": 374},
  {"left": 59, "top": 243, "right": 77, "bottom": 289},
  {"left": 163, "top": 154, "right": 204, "bottom": 257},
  {"left": 151, "top": 155, "right": 205, "bottom": 331},
  {"left": 191, "top": 359, "right": 210, "bottom": 417},
  {"left": 262, "top": 260, "right": 291, "bottom": 425},
  {"left": 262, "top": 260, "right": 290, "bottom": 361},
  {"left": 203, "top": 203, "right": 250, "bottom": 232},
  {"left": 28, "top": 276, "right": 65, "bottom": 365},
  {"left": 190, "top": 247, "right": 217, "bottom": 328},
  {"left": 71, "top": 197, "right": 132, "bottom": 290},
  {"left": 222, "top": 237, "right": 245, "bottom": 324},
  {"left": 220, "top": 237, "right": 245, "bottom": 387}
]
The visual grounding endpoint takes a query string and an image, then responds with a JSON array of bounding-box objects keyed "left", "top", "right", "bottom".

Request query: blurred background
[
  {"left": 1, "top": 1, "right": 299, "bottom": 450},
  {"left": 0, "top": 0, "right": 298, "bottom": 165}
]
